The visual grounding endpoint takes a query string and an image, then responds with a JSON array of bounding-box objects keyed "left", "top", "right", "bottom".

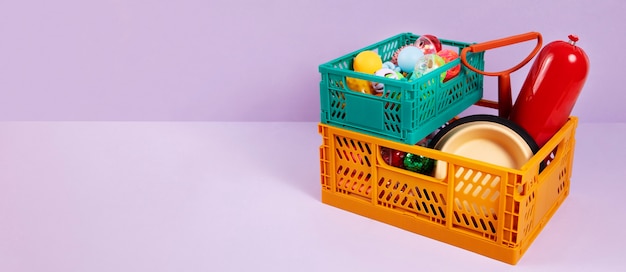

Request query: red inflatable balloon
[{"left": 509, "top": 35, "right": 589, "bottom": 147}]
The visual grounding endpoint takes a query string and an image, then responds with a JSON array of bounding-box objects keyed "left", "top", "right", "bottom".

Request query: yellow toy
[{"left": 347, "top": 51, "right": 382, "bottom": 94}]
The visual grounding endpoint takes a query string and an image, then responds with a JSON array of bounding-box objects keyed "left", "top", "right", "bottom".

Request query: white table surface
[{"left": 1, "top": 121, "right": 624, "bottom": 272}]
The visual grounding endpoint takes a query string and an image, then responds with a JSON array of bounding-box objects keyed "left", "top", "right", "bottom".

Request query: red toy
[
  {"left": 380, "top": 147, "right": 406, "bottom": 168},
  {"left": 509, "top": 35, "right": 589, "bottom": 147}
]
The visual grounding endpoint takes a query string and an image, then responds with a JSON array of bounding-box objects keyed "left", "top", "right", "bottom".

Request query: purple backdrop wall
[{"left": 0, "top": 0, "right": 621, "bottom": 121}]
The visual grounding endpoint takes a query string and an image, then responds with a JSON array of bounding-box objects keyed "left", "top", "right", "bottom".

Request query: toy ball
[
  {"left": 382, "top": 61, "right": 401, "bottom": 72},
  {"left": 403, "top": 153, "right": 434, "bottom": 174},
  {"left": 372, "top": 68, "right": 404, "bottom": 93},
  {"left": 437, "top": 49, "right": 460, "bottom": 81},
  {"left": 353, "top": 51, "right": 383, "bottom": 74},
  {"left": 391, "top": 45, "right": 414, "bottom": 65},
  {"left": 416, "top": 34, "right": 442, "bottom": 53},
  {"left": 397, "top": 46, "right": 424, "bottom": 73},
  {"left": 381, "top": 147, "right": 406, "bottom": 168},
  {"left": 347, "top": 77, "right": 376, "bottom": 94},
  {"left": 374, "top": 68, "right": 402, "bottom": 79},
  {"left": 412, "top": 54, "right": 447, "bottom": 81}
]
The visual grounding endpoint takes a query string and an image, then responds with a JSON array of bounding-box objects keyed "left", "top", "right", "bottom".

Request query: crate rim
[
  {"left": 318, "top": 32, "right": 477, "bottom": 71},
  {"left": 318, "top": 116, "right": 578, "bottom": 178}
]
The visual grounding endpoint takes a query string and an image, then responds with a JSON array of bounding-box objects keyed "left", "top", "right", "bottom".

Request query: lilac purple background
[{"left": 0, "top": 0, "right": 621, "bottom": 122}]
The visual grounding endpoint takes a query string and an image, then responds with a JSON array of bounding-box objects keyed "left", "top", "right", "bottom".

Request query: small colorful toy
[
  {"left": 376, "top": 68, "right": 404, "bottom": 79},
  {"left": 403, "top": 153, "right": 434, "bottom": 174},
  {"left": 371, "top": 68, "right": 404, "bottom": 93},
  {"left": 411, "top": 54, "right": 447, "bottom": 81},
  {"left": 391, "top": 45, "right": 414, "bottom": 65},
  {"left": 381, "top": 147, "right": 406, "bottom": 168},
  {"left": 353, "top": 50, "right": 383, "bottom": 74},
  {"left": 382, "top": 61, "right": 401, "bottom": 72},
  {"left": 437, "top": 49, "right": 460, "bottom": 81},
  {"left": 347, "top": 51, "right": 383, "bottom": 94},
  {"left": 347, "top": 78, "right": 376, "bottom": 94},
  {"left": 415, "top": 34, "right": 442, "bottom": 54},
  {"left": 397, "top": 46, "right": 424, "bottom": 73}
]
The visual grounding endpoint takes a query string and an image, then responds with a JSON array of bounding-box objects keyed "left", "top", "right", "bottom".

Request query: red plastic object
[
  {"left": 421, "top": 34, "right": 442, "bottom": 52},
  {"left": 380, "top": 147, "right": 406, "bottom": 168},
  {"left": 509, "top": 35, "right": 589, "bottom": 147},
  {"left": 461, "top": 32, "right": 543, "bottom": 118}
]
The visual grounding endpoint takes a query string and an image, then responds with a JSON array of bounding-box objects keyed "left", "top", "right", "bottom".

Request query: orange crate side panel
[
  {"left": 448, "top": 165, "right": 506, "bottom": 242},
  {"left": 319, "top": 124, "right": 375, "bottom": 202},
  {"left": 514, "top": 122, "right": 576, "bottom": 257},
  {"left": 319, "top": 125, "right": 332, "bottom": 191},
  {"left": 510, "top": 117, "right": 576, "bottom": 252},
  {"left": 376, "top": 165, "right": 448, "bottom": 226}
]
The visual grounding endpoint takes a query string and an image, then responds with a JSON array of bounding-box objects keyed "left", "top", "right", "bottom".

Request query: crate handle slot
[{"left": 460, "top": 32, "right": 543, "bottom": 118}]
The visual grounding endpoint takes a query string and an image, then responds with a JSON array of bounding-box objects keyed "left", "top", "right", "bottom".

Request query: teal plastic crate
[{"left": 319, "top": 33, "right": 485, "bottom": 145}]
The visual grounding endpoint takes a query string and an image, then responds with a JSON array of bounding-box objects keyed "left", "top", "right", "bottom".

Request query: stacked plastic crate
[{"left": 317, "top": 33, "right": 577, "bottom": 264}]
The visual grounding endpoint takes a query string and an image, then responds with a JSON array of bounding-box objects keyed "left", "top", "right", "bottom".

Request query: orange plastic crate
[{"left": 318, "top": 117, "right": 578, "bottom": 264}]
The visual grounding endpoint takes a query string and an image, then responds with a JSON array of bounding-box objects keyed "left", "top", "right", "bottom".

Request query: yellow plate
[{"left": 430, "top": 115, "right": 539, "bottom": 179}]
